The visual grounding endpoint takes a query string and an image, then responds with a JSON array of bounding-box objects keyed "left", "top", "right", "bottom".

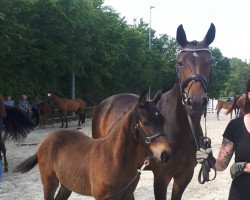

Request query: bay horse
[
  {"left": 92, "top": 23, "right": 216, "bottom": 199},
  {"left": 231, "top": 93, "right": 246, "bottom": 117},
  {"left": 225, "top": 95, "right": 241, "bottom": 118},
  {"left": 0, "top": 96, "right": 34, "bottom": 172},
  {"left": 15, "top": 90, "right": 171, "bottom": 200},
  {"left": 46, "top": 91, "right": 86, "bottom": 128},
  {"left": 37, "top": 101, "right": 55, "bottom": 128},
  {"left": 216, "top": 99, "right": 234, "bottom": 120}
]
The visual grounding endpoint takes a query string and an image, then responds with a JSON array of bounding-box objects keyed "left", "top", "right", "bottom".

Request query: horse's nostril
[{"left": 161, "top": 151, "right": 170, "bottom": 163}]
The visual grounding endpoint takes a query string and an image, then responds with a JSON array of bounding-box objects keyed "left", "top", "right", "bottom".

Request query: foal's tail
[{"left": 14, "top": 153, "right": 38, "bottom": 173}]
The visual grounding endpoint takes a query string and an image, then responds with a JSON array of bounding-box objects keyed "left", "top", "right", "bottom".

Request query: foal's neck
[{"left": 108, "top": 109, "right": 138, "bottom": 167}]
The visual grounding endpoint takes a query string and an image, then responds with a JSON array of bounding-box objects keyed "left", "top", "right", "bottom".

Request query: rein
[{"left": 176, "top": 47, "right": 217, "bottom": 184}]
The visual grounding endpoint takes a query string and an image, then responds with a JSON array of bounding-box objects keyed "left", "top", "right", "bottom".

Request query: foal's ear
[
  {"left": 176, "top": 24, "right": 188, "bottom": 47},
  {"left": 152, "top": 89, "right": 162, "bottom": 105},
  {"left": 138, "top": 89, "right": 149, "bottom": 107},
  {"left": 203, "top": 23, "right": 216, "bottom": 46}
]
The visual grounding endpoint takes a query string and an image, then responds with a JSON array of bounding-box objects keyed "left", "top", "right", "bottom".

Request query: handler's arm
[{"left": 215, "top": 138, "right": 234, "bottom": 171}]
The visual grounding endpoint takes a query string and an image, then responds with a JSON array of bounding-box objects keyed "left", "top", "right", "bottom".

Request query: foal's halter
[
  {"left": 101, "top": 107, "right": 165, "bottom": 200},
  {"left": 176, "top": 48, "right": 216, "bottom": 184}
]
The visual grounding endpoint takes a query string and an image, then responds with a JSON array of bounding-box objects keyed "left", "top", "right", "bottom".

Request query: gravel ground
[{"left": 1, "top": 109, "right": 234, "bottom": 200}]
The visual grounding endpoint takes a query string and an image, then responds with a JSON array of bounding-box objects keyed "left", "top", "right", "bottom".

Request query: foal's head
[
  {"left": 132, "top": 90, "right": 171, "bottom": 163},
  {"left": 176, "top": 23, "right": 216, "bottom": 115}
]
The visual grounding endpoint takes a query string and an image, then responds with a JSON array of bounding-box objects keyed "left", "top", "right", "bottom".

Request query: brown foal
[{"left": 15, "top": 90, "right": 171, "bottom": 200}]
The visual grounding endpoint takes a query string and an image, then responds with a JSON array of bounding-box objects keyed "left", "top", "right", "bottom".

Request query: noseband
[{"left": 176, "top": 48, "right": 211, "bottom": 104}]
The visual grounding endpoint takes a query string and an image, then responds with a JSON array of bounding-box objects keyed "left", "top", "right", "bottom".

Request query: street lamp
[
  {"left": 148, "top": 5, "right": 155, "bottom": 99},
  {"left": 148, "top": 5, "right": 155, "bottom": 49}
]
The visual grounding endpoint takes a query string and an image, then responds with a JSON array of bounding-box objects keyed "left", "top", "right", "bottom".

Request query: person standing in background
[
  {"left": 4, "top": 95, "right": 14, "bottom": 107},
  {"left": 18, "top": 95, "right": 31, "bottom": 116}
]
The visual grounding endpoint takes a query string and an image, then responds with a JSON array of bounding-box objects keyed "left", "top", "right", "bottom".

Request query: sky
[{"left": 104, "top": 0, "right": 250, "bottom": 62}]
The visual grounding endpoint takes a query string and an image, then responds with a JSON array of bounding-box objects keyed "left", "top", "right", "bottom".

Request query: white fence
[{"left": 207, "top": 98, "right": 218, "bottom": 113}]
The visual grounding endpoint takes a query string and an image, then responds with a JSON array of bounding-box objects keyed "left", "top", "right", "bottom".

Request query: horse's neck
[
  {"left": 159, "top": 84, "right": 203, "bottom": 137},
  {"left": 51, "top": 95, "right": 63, "bottom": 104},
  {"left": 107, "top": 110, "right": 138, "bottom": 168}
]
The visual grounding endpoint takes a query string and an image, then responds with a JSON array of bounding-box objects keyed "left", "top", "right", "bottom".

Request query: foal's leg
[
  {"left": 153, "top": 171, "right": 172, "bottom": 200},
  {"left": 171, "top": 169, "right": 194, "bottom": 200},
  {"left": 55, "top": 184, "right": 72, "bottom": 200}
]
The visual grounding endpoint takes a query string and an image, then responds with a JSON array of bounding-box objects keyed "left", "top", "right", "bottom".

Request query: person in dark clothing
[
  {"left": 197, "top": 79, "right": 250, "bottom": 200},
  {"left": 31, "top": 96, "right": 40, "bottom": 127}
]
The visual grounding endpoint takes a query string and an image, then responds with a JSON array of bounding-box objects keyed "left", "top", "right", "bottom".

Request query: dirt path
[{"left": 1, "top": 110, "right": 234, "bottom": 199}]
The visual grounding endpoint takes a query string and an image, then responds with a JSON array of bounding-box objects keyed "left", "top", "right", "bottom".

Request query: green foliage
[{"left": 0, "top": 0, "right": 248, "bottom": 105}]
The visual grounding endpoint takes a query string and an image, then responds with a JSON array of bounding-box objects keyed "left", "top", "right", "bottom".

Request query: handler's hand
[
  {"left": 196, "top": 148, "right": 212, "bottom": 164},
  {"left": 244, "top": 163, "right": 250, "bottom": 173},
  {"left": 230, "top": 162, "right": 246, "bottom": 179}
]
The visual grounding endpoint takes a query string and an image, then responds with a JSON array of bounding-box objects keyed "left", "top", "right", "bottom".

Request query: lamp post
[
  {"left": 148, "top": 5, "right": 155, "bottom": 99},
  {"left": 148, "top": 5, "right": 155, "bottom": 49}
]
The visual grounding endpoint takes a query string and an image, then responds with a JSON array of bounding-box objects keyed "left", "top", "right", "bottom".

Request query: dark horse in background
[
  {"left": 46, "top": 91, "right": 86, "bottom": 128},
  {"left": 37, "top": 101, "right": 55, "bottom": 128},
  {"left": 0, "top": 97, "right": 34, "bottom": 172},
  {"left": 92, "top": 23, "right": 215, "bottom": 199}
]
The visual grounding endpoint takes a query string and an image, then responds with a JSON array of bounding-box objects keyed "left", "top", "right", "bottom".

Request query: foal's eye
[
  {"left": 141, "top": 120, "right": 149, "bottom": 126},
  {"left": 177, "top": 61, "right": 182, "bottom": 67}
]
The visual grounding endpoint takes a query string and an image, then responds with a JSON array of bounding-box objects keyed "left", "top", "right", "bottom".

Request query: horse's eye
[
  {"left": 141, "top": 120, "right": 149, "bottom": 126},
  {"left": 177, "top": 61, "right": 182, "bottom": 67}
]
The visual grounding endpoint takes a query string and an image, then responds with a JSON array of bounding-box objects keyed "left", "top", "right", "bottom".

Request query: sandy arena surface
[{"left": 1, "top": 109, "right": 235, "bottom": 200}]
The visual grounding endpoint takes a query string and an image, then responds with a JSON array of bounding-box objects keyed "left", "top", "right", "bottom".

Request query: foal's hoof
[{"left": 4, "top": 168, "right": 8, "bottom": 173}]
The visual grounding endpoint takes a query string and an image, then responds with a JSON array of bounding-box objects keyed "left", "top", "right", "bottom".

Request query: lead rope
[
  {"left": 198, "top": 107, "right": 217, "bottom": 184},
  {"left": 101, "top": 159, "right": 149, "bottom": 200}
]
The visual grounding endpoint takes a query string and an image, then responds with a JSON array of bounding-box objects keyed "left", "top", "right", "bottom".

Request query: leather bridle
[
  {"left": 176, "top": 48, "right": 211, "bottom": 105},
  {"left": 176, "top": 48, "right": 216, "bottom": 184}
]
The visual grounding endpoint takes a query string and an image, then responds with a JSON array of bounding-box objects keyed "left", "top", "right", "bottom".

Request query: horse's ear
[
  {"left": 203, "top": 23, "right": 216, "bottom": 46},
  {"left": 176, "top": 24, "right": 188, "bottom": 47},
  {"left": 152, "top": 89, "right": 162, "bottom": 105},
  {"left": 138, "top": 89, "right": 148, "bottom": 107}
]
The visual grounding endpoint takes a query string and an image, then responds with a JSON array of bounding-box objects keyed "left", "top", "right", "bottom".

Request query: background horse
[
  {"left": 46, "top": 91, "right": 86, "bottom": 128},
  {"left": 15, "top": 90, "right": 170, "bottom": 200},
  {"left": 216, "top": 99, "right": 235, "bottom": 120},
  {"left": 0, "top": 97, "right": 34, "bottom": 172},
  {"left": 37, "top": 101, "right": 55, "bottom": 128},
  {"left": 92, "top": 23, "right": 215, "bottom": 200},
  {"left": 225, "top": 95, "right": 241, "bottom": 118},
  {"left": 235, "top": 93, "right": 246, "bottom": 116}
]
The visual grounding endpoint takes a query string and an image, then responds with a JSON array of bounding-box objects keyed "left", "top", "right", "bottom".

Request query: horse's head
[
  {"left": 176, "top": 23, "right": 216, "bottom": 115},
  {"left": 133, "top": 89, "right": 171, "bottom": 163},
  {"left": 45, "top": 91, "right": 56, "bottom": 102}
]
